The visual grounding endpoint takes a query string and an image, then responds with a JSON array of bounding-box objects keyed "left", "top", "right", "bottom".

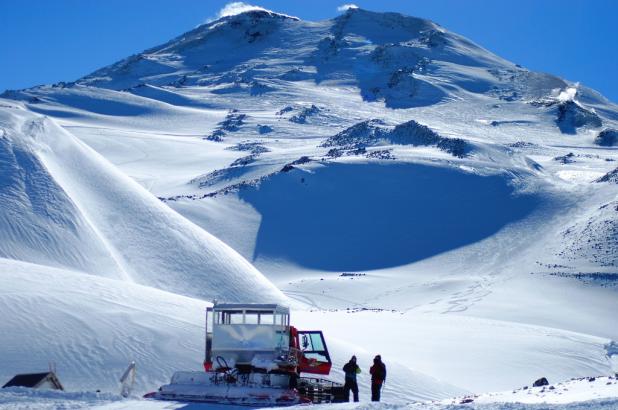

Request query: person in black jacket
[
  {"left": 369, "top": 355, "right": 386, "bottom": 402},
  {"left": 342, "top": 355, "right": 361, "bottom": 402}
]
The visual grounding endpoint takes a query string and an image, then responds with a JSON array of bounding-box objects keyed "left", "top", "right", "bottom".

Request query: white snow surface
[
  {"left": 1, "top": 5, "right": 618, "bottom": 409},
  {"left": 1, "top": 377, "right": 617, "bottom": 409},
  {"left": 0, "top": 106, "right": 284, "bottom": 302}
]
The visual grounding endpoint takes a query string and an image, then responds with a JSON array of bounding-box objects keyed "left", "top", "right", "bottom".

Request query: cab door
[{"left": 296, "top": 330, "right": 332, "bottom": 375}]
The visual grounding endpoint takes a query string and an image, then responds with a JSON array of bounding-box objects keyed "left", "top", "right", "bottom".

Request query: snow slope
[
  {"left": 0, "top": 258, "right": 465, "bottom": 402},
  {"left": 0, "top": 258, "right": 207, "bottom": 393},
  {"left": 0, "top": 115, "right": 118, "bottom": 277},
  {"left": 0, "top": 104, "right": 284, "bottom": 302},
  {"left": 1, "top": 3, "right": 618, "bottom": 408}
]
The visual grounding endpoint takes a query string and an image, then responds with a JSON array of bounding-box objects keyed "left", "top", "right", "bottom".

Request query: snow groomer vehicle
[{"left": 145, "top": 302, "right": 345, "bottom": 405}]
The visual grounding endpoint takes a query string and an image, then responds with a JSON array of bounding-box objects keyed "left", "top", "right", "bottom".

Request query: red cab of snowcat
[{"left": 290, "top": 326, "right": 332, "bottom": 375}]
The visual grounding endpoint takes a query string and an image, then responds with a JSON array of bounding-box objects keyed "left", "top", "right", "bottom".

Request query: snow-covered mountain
[{"left": 0, "top": 5, "right": 617, "bottom": 408}]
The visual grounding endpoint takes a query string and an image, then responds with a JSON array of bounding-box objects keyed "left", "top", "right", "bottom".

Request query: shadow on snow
[{"left": 240, "top": 162, "right": 540, "bottom": 271}]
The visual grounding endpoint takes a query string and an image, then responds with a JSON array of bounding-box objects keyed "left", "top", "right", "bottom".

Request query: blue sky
[{"left": 1, "top": 0, "right": 617, "bottom": 102}]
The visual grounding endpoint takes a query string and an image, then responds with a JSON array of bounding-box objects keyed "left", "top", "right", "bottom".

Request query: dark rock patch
[
  {"left": 594, "top": 129, "right": 618, "bottom": 147},
  {"left": 556, "top": 101, "right": 602, "bottom": 134},
  {"left": 533, "top": 377, "right": 549, "bottom": 387},
  {"left": 322, "top": 119, "right": 468, "bottom": 158}
]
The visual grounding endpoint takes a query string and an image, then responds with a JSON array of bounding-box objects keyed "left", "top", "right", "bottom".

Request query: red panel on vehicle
[{"left": 296, "top": 330, "right": 332, "bottom": 375}]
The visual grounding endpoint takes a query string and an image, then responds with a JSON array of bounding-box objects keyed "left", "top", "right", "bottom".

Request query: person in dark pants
[
  {"left": 369, "top": 355, "right": 386, "bottom": 402},
  {"left": 342, "top": 355, "right": 361, "bottom": 402}
]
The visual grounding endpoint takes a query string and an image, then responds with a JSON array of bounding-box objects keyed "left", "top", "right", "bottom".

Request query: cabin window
[
  {"left": 259, "top": 313, "right": 274, "bottom": 325},
  {"left": 213, "top": 309, "right": 287, "bottom": 325},
  {"left": 229, "top": 312, "right": 244, "bottom": 324},
  {"left": 244, "top": 311, "right": 260, "bottom": 325},
  {"left": 298, "top": 331, "right": 330, "bottom": 364},
  {"left": 218, "top": 311, "right": 244, "bottom": 325},
  {"left": 301, "top": 332, "right": 325, "bottom": 352},
  {"left": 276, "top": 313, "right": 289, "bottom": 326}
]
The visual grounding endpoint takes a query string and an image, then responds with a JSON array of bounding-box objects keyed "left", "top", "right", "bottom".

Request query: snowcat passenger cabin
[{"left": 204, "top": 302, "right": 332, "bottom": 376}]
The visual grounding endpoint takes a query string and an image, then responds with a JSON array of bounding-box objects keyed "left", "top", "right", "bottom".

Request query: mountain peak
[{"left": 34, "top": 3, "right": 609, "bottom": 113}]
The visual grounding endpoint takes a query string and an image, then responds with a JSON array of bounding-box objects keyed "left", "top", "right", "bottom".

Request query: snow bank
[
  {"left": 0, "top": 258, "right": 207, "bottom": 393},
  {"left": 418, "top": 376, "right": 618, "bottom": 408},
  {"left": 0, "top": 120, "right": 120, "bottom": 277},
  {"left": 1, "top": 380, "right": 617, "bottom": 409},
  {"left": 0, "top": 106, "right": 285, "bottom": 302}
]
